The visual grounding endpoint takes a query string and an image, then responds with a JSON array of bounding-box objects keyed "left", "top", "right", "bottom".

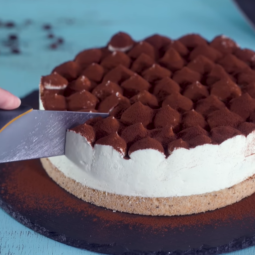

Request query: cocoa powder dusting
[{"left": 2, "top": 160, "right": 255, "bottom": 231}]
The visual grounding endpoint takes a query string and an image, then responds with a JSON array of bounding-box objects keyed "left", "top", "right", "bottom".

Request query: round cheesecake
[{"left": 40, "top": 32, "right": 255, "bottom": 216}]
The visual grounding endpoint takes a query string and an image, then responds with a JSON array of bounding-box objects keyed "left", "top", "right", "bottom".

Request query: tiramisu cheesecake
[{"left": 40, "top": 32, "right": 255, "bottom": 216}]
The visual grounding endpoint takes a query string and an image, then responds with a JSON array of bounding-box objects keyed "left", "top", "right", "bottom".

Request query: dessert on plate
[{"left": 40, "top": 32, "right": 255, "bottom": 216}]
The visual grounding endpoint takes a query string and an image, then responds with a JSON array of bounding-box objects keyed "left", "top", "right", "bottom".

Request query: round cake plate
[{"left": 1, "top": 91, "right": 255, "bottom": 255}]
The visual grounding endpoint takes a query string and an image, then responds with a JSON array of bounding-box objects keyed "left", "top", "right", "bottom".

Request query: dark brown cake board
[{"left": 0, "top": 91, "right": 255, "bottom": 255}]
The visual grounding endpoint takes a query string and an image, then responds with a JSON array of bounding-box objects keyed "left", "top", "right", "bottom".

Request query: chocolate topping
[
  {"left": 130, "top": 90, "right": 159, "bottom": 108},
  {"left": 178, "top": 34, "right": 207, "bottom": 49},
  {"left": 195, "top": 95, "right": 226, "bottom": 116},
  {"left": 238, "top": 122, "right": 255, "bottom": 136},
  {"left": 144, "top": 34, "right": 172, "bottom": 50},
  {"left": 183, "top": 81, "right": 209, "bottom": 101},
  {"left": 154, "top": 105, "right": 181, "bottom": 129},
  {"left": 182, "top": 110, "right": 206, "bottom": 129},
  {"left": 121, "top": 74, "right": 150, "bottom": 96},
  {"left": 207, "top": 108, "right": 244, "bottom": 129},
  {"left": 121, "top": 123, "right": 148, "bottom": 147},
  {"left": 96, "top": 133, "right": 127, "bottom": 155},
  {"left": 162, "top": 93, "right": 193, "bottom": 113},
  {"left": 80, "top": 63, "right": 105, "bottom": 82},
  {"left": 210, "top": 35, "right": 238, "bottom": 54},
  {"left": 67, "top": 90, "right": 98, "bottom": 111},
  {"left": 187, "top": 55, "right": 214, "bottom": 74},
  {"left": 42, "top": 92, "right": 66, "bottom": 111},
  {"left": 108, "top": 32, "right": 134, "bottom": 51},
  {"left": 98, "top": 93, "right": 129, "bottom": 113},
  {"left": 237, "top": 68, "right": 255, "bottom": 85},
  {"left": 142, "top": 64, "right": 171, "bottom": 83},
  {"left": 152, "top": 78, "right": 179, "bottom": 102},
  {"left": 101, "top": 51, "right": 131, "bottom": 70},
  {"left": 234, "top": 48, "right": 255, "bottom": 66},
  {"left": 211, "top": 78, "right": 242, "bottom": 102},
  {"left": 178, "top": 126, "right": 208, "bottom": 141},
  {"left": 230, "top": 93, "right": 255, "bottom": 120},
  {"left": 43, "top": 32, "right": 255, "bottom": 155},
  {"left": 71, "top": 123, "right": 95, "bottom": 144},
  {"left": 75, "top": 48, "right": 102, "bottom": 69},
  {"left": 128, "top": 41, "right": 155, "bottom": 60},
  {"left": 218, "top": 54, "right": 248, "bottom": 74},
  {"left": 121, "top": 102, "right": 154, "bottom": 127},
  {"left": 165, "top": 40, "right": 189, "bottom": 57},
  {"left": 92, "top": 81, "right": 123, "bottom": 100},
  {"left": 242, "top": 83, "right": 255, "bottom": 99},
  {"left": 52, "top": 61, "right": 80, "bottom": 81},
  {"left": 94, "top": 116, "right": 120, "bottom": 140},
  {"left": 172, "top": 67, "right": 201, "bottom": 87},
  {"left": 211, "top": 126, "right": 242, "bottom": 144},
  {"left": 131, "top": 53, "right": 154, "bottom": 74},
  {"left": 69, "top": 75, "right": 92, "bottom": 92},
  {"left": 168, "top": 138, "right": 189, "bottom": 153},
  {"left": 41, "top": 72, "right": 68, "bottom": 89},
  {"left": 189, "top": 44, "right": 222, "bottom": 62},
  {"left": 159, "top": 48, "right": 185, "bottom": 71},
  {"left": 206, "top": 64, "right": 231, "bottom": 86},
  {"left": 149, "top": 126, "right": 176, "bottom": 149},
  {"left": 188, "top": 135, "right": 212, "bottom": 147},
  {"left": 103, "top": 65, "right": 134, "bottom": 84},
  {"left": 128, "top": 137, "right": 164, "bottom": 156}
]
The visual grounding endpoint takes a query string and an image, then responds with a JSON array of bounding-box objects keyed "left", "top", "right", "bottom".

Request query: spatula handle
[{"left": 0, "top": 105, "right": 33, "bottom": 132}]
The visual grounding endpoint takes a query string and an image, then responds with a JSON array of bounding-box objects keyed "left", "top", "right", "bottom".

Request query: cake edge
[{"left": 41, "top": 157, "right": 255, "bottom": 216}]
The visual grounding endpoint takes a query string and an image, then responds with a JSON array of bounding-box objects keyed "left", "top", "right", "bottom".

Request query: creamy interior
[
  {"left": 40, "top": 97, "right": 255, "bottom": 198},
  {"left": 46, "top": 129, "right": 255, "bottom": 197}
]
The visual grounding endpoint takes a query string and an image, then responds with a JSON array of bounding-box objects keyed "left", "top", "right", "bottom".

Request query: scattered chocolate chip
[
  {"left": 43, "top": 24, "right": 52, "bottom": 30},
  {"left": 57, "top": 38, "right": 64, "bottom": 44},
  {"left": 5, "top": 21, "right": 15, "bottom": 28},
  {"left": 8, "top": 34, "right": 18, "bottom": 41},
  {"left": 47, "top": 34, "right": 54, "bottom": 39},
  {"left": 11, "top": 48, "right": 20, "bottom": 54},
  {"left": 49, "top": 43, "right": 58, "bottom": 50}
]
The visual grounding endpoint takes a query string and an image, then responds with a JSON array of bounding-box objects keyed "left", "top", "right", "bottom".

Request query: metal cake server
[{"left": 0, "top": 105, "right": 108, "bottom": 163}]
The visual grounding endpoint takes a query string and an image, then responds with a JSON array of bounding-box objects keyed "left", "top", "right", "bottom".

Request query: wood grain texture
[{"left": 1, "top": 0, "right": 255, "bottom": 254}]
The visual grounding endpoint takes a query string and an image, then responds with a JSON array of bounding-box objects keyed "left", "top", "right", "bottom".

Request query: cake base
[
  {"left": 1, "top": 159, "right": 255, "bottom": 254},
  {"left": 41, "top": 157, "right": 255, "bottom": 216}
]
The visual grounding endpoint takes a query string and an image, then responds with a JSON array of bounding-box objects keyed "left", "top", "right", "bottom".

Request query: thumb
[{"left": 0, "top": 88, "right": 21, "bottom": 110}]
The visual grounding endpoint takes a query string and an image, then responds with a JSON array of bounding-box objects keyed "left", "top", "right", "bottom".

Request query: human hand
[{"left": 0, "top": 88, "right": 21, "bottom": 110}]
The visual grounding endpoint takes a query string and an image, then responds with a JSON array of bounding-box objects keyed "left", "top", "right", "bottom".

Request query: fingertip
[{"left": 4, "top": 95, "right": 21, "bottom": 110}]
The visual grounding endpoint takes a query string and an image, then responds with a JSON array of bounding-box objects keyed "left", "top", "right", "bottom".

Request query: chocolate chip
[
  {"left": 43, "top": 24, "right": 52, "bottom": 30},
  {"left": 5, "top": 22, "right": 15, "bottom": 28},
  {"left": 8, "top": 34, "right": 18, "bottom": 41}
]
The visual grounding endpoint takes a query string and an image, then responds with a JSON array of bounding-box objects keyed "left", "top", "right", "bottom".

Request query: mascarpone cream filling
[
  {"left": 48, "top": 128, "right": 255, "bottom": 197},
  {"left": 40, "top": 98, "right": 255, "bottom": 198}
]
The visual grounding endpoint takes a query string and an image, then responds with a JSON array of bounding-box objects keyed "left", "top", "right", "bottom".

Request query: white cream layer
[
  {"left": 46, "top": 129, "right": 255, "bottom": 197},
  {"left": 40, "top": 96, "right": 255, "bottom": 198}
]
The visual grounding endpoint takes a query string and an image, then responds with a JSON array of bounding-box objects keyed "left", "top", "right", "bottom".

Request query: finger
[{"left": 0, "top": 88, "right": 21, "bottom": 110}]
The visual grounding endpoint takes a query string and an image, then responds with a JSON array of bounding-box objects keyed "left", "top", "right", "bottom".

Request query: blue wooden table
[{"left": 1, "top": 0, "right": 255, "bottom": 254}]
